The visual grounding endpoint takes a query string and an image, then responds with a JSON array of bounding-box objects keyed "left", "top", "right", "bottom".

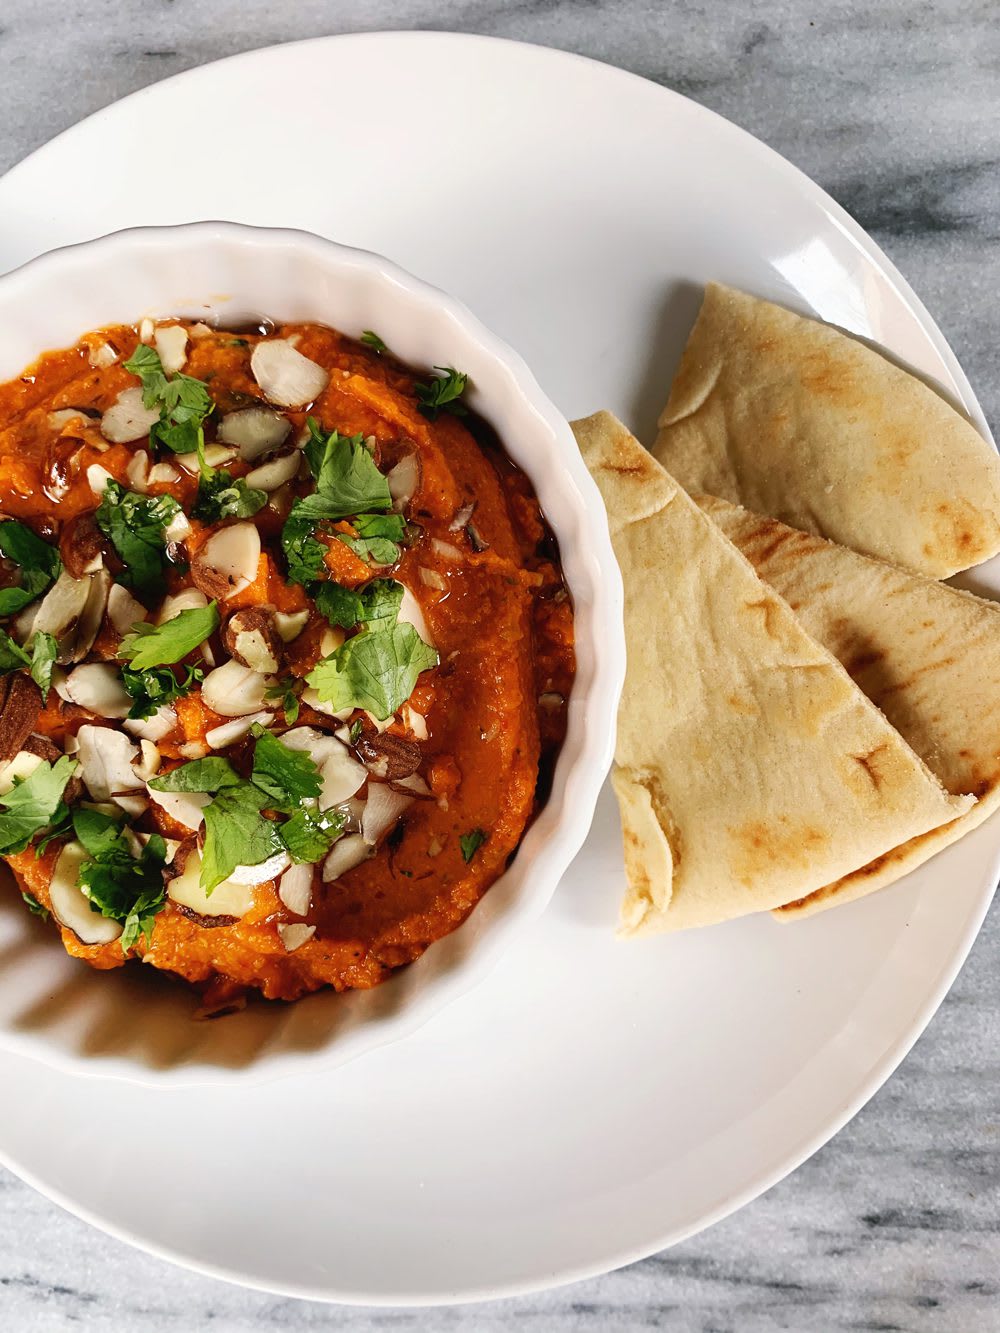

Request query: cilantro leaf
[
  {"left": 250, "top": 725, "right": 322, "bottom": 812},
  {"left": 0, "top": 628, "right": 30, "bottom": 672},
  {"left": 281, "top": 511, "right": 329, "bottom": 586},
  {"left": 125, "top": 343, "right": 214, "bottom": 455},
  {"left": 279, "top": 806, "right": 345, "bottom": 863},
  {"left": 121, "top": 662, "right": 203, "bottom": 720},
  {"left": 0, "top": 521, "right": 61, "bottom": 617},
  {"left": 118, "top": 603, "right": 219, "bottom": 670},
  {"left": 338, "top": 512, "right": 406, "bottom": 567},
  {"left": 360, "top": 330, "right": 388, "bottom": 354},
  {"left": 460, "top": 829, "right": 487, "bottom": 863},
  {"left": 414, "top": 366, "right": 468, "bottom": 419},
  {"left": 29, "top": 633, "right": 57, "bottom": 698},
  {"left": 306, "top": 622, "right": 438, "bottom": 720},
  {"left": 0, "top": 757, "right": 78, "bottom": 856},
  {"left": 265, "top": 678, "right": 300, "bottom": 726},
  {"left": 148, "top": 757, "right": 242, "bottom": 794},
  {"left": 22, "top": 890, "right": 49, "bottom": 920},
  {"left": 94, "top": 479, "right": 181, "bottom": 595},
  {"left": 201, "top": 783, "right": 283, "bottom": 892},
  {"left": 193, "top": 470, "right": 267, "bottom": 523},
  {"left": 72, "top": 806, "right": 167, "bottom": 952},
  {"left": 314, "top": 578, "right": 403, "bottom": 631}
]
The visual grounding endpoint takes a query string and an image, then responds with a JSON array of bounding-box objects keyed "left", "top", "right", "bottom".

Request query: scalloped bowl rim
[{"left": 0, "top": 222, "right": 624, "bottom": 1086}]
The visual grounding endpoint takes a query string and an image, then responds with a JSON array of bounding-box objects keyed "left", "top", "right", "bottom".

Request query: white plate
[{"left": 0, "top": 32, "right": 996, "bottom": 1305}]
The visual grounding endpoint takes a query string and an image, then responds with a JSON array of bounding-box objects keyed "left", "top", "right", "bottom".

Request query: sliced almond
[
  {"left": 125, "top": 449, "right": 151, "bottom": 493},
  {"left": 244, "top": 451, "right": 300, "bottom": 491},
  {"left": 156, "top": 587, "right": 208, "bottom": 623},
  {"left": 278, "top": 862, "right": 312, "bottom": 916},
  {"left": 229, "top": 850, "right": 290, "bottom": 886},
  {"left": 88, "top": 342, "right": 118, "bottom": 370},
  {"left": 387, "top": 452, "right": 420, "bottom": 511},
  {"left": 204, "top": 711, "right": 272, "bottom": 750},
  {"left": 63, "top": 663, "right": 132, "bottom": 719},
  {"left": 76, "top": 725, "right": 142, "bottom": 802},
  {"left": 124, "top": 704, "right": 176, "bottom": 743},
  {"left": 133, "top": 739, "right": 161, "bottom": 782},
  {"left": 200, "top": 659, "right": 274, "bottom": 716},
  {"left": 277, "top": 922, "right": 315, "bottom": 953},
  {"left": 397, "top": 586, "right": 434, "bottom": 648},
  {"left": 166, "top": 846, "right": 254, "bottom": 919},
  {"left": 154, "top": 324, "right": 188, "bottom": 375},
  {"left": 361, "top": 784, "right": 414, "bottom": 845},
  {"left": 86, "top": 463, "right": 116, "bottom": 498},
  {"left": 49, "top": 841, "right": 123, "bottom": 946},
  {"left": 70, "top": 568, "right": 111, "bottom": 662},
  {"left": 146, "top": 783, "right": 209, "bottom": 832},
  {"left": 0, "top": 749, "right": 44, "bottom": 796},
  {"left": 217, "top": 406, "right": 291, "bottom": 461},
  {"left": 191, "top": 523, "right": 260, "bottom": 600},
  {"left": 101, "top": 387, "right": 159, "bottom": 444},
  {"left": 177, "top": 442, "right": 237, "bottom": 475},
  {"left": 322, "top": 833, "right": 371, "bottom": 882},
  {"left": 273, "top": 609, "right": 310, "bottom": 643},
  {"left": 108, "top": 584, "right": 147, "bottom": 637},
  {"left": 250, "top": 339, "right": 329, "bottom": 408},
  {"left": 163, "top": 511, "right": 192, "bottom": 543},
  {"left": 300, "top": 687, "right": 353, "bottom": 721},
  {"left": 280, "top": 727, "right": 367, "bottom": 806}
]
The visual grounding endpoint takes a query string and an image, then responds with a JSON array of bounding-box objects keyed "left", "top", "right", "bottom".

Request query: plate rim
[{"left": 0, "top": 28, "right": 996, "bottom": 1306}]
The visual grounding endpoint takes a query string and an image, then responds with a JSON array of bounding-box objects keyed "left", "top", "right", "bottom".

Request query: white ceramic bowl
[{"left": 0, "top": 222, "right": 623, "bottom": 1084}]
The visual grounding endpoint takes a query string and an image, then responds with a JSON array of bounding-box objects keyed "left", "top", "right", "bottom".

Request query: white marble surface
[{"left": 1, "top": 2, "right": 998, "bottom": 1329}]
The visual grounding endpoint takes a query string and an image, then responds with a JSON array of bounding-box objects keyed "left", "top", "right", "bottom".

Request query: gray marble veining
[{"left": 0, "top": 2, "right": 998, "bottom": 1330}]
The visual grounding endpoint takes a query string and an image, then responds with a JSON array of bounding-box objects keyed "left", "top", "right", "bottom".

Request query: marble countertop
[{"left": 1, "top": 2, "right": 998, "bottom": 1329}]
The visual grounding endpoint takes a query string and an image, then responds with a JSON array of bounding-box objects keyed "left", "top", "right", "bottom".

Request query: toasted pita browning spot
[
  {"left": 574, "top": 410, "right": 970, "bottom": 934},
  {"left": 654, "top": 283, "right": 1000, "bottom": 577}
]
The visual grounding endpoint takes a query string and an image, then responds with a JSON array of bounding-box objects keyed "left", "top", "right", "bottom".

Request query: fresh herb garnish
[
  {"left": 124, "top": 343, "right": 214, "bottom": 455},
  {"left": 21, "top": 890, "right": 49, "bottom": 920},
  {"left": 29, "top": 633, "right": 57, "bottom": 698},
  {"left": 250, "top": 724, "right": 323, "bottom": 812},
  {"left": 265, "top": 678, "right": 301, "bottom": 725},
  {"left": 0, "top": 521, "right": 61, "bottom": 617},
  {"left": 201, "top": 784, "right": 283, "bottom": 893},
  {"left": 459, "top": 829, "right": 487, "bottom": 863},
  {"left": 338, "top": 512, "right": 406, "bottom": 566},
  {"left": 0, "top": 757, "right": 77, "bottom": 856},
  {"left": 72, "top": 806, "right": 167, "bottom": 952},
  {"left": 281, "top": 421, "right": 394, "bottom": 584},
  {"left": 95, "top": 479, "right": 181, "bottom": 596},
  {"left": 360, "top": 330, "right": 388, "bottom": 354},
  {"left": 193, "top": 468, "right": 268, "bottom": 523},
  {"left": 306, "top": 622, "right": 438, "bottom": 721},
  {"left": 314, "top": 578, "right": 403, "bottom": 631},
  {"left": 0, "top": 630, "right": 59, "bottom": 698},
  {"left": 118, "top": 603, "right": 219, "bottom": 670},
  {"left": 348, "top": 719, "right": 363, "bottom": 745},
  {"left": 414, "top": 366, "right": 468, "bottom": 419},
  {"left": 279, "top": 806, "right": 346, "bottom": 863},
  {"left": 152, "top": 733, "right": 342, "bottom": 890},
  {"left": 148, "top": 756, "right": 243, "bottom": 794},
  {"left": 121, "top": 662, "right": 203, "bottom": 720}
]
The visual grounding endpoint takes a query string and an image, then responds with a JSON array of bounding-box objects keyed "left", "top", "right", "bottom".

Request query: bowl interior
[{"left": 0, "top": 223, "right": 622, "bottom": 1083}]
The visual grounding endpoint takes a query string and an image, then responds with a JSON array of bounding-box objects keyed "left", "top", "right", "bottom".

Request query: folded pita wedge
[
  {"left": 653, "top": 283, "right": 1000, "bottom": 578},
  {"left": 698, "top": 494, "right": 1000, "bottom": 918},
  {"left": 573, "top": 411, "right": 972, "bottom": 935}
]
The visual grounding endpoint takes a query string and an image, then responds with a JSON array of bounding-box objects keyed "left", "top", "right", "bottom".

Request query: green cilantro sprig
[
  {"left": 72, "top": 807, "right": 167, "bottom": 953},
  {"left": 95, "top": 479, "right": 181, "bottom": 596},
  {"left": 0, "top": 521, "right": 61, "bottom": 618},
  {"left": 118, "top": 603, "right": 219, "bottom": 670},
  {"left": 121, "top": 662, "right": 203, "bottom": 720},
  {"left": 0, "top": 757, "right": 78, "bottom": 857},
  {"left": 414, "top": 366, "right": 468, "bottom": 420},
  {"left": 360, "top": 330, "right": 388, "bottom": 354},
  {"left": 460, "top": 829, "right": 487, "bottom": 863},
  {"left": 124, "top": 343, "right": 214, "bottom": 455},
  {"left": 149, "top": 730, "right": 345, "bottom": 892},
  {"left": 306, "top": 621, "right": 438, "bottom": 721}
]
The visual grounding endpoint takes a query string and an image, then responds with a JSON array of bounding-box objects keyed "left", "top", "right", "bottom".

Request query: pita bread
[
  {"left": 698, "top": 493, "right": 1000, "bottom": 918},
  {"left": 573, "top": 411, "right": 972, "bottom": 934},
  {"left": 653, "top": 283, "right": 1000, "bottom": 578}
]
